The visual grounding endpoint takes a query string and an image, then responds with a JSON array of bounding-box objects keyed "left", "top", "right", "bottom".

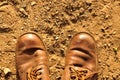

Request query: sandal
[
  {"left": 16, "top": 32, "right": 50, "bottom": 80},
  {"left": 62, "top": 32, "right": 98, "bottom": 80}
]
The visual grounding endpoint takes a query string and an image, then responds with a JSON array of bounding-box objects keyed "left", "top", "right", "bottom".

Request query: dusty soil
[{"left": 0, "top": 0, "right": 120, "bottom": 80}]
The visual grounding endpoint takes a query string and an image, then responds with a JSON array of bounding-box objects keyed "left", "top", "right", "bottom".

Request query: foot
[
  {"left": 16, "top": 32, "right": 50, "bottom": 80},
  {"left": 62, "top": 32, "right": 98, "bottom": 80}
]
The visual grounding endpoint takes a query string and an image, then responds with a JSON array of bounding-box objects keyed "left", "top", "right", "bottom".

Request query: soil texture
[{"left": 0, "top": 0, "right": 120, "bottom": 80}]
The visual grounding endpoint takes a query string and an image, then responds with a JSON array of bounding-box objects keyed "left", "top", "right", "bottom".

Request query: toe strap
[
  {"left": 27, "top": 64, "right": 50, "bottom": 80},
  {"left": 62, "top": 66, "right": 98, "bottom": 80}
]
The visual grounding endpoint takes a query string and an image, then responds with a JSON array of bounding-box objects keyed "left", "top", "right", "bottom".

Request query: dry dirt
[{"left": 0, "top": 0, "right": 120, "bottom": 80}]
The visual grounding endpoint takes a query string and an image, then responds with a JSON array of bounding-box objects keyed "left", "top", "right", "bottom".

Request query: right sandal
[{"left": 62, "top": 32, "right": 98, "bottom": 80}]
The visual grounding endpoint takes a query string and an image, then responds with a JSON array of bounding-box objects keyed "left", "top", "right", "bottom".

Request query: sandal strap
[
  {"left": 68, "top": 66, "right": 98, "bottom": 80},
  {"left": 27, "top": 64, "right": 49, "bottom": 80}
]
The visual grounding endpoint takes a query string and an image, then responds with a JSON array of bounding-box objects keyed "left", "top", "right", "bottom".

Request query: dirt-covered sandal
[
  {"left": 16, "top": 32, "right": 50, "bottom": 80},
  {"left": 62, "top": 32, "right": 98, "bottom": 80}
]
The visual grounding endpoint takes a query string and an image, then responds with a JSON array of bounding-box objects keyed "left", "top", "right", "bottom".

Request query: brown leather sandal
[
  {"left": 62, "top": 32, "right": 98, "bottom": 80},
  {"left": 16, "top": 32, "right": 50, "bottom": 80}
]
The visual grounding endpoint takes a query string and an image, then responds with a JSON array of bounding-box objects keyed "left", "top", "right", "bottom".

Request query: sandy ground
[{"left": 0, "top": 0, "right": 120, "bottom": 80}]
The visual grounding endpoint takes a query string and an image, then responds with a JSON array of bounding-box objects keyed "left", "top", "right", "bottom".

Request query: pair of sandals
[{"left": 16, "top": 32, "right": 98, "bottom": 80}]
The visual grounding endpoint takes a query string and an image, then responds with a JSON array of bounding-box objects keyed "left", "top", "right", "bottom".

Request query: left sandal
[{"left": 16, "top": 32, "right": 50, "bottom": 80}]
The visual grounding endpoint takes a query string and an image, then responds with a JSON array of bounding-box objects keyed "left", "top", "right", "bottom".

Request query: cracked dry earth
[{"left": 0, "top": 0, "right": 120, "bottom": 80}]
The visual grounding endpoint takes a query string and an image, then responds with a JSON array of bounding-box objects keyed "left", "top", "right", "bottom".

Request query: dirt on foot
[{"left": 0, "top": 0, "right": 120, "bottom": 80}]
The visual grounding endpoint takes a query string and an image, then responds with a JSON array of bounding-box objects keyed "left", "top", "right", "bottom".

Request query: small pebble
[
  {"left": 3, "top": 68, "right": 11, "bottom": 75},
  {"left": 55, "top": 36, "right": 59, "bottom": 40},
  {"left": 86, "top": 0, "right": 92, "bottom": 3},
  {"left": 113, "top": 47, "right": 118, "bottom": 53},
  {"left": 34, "top": 17, "right": 38, "bottom": 20},
  {"left": 19, "top": 8, "right": 28, "bottom": 16},
  {"left": 98, "top": 59, "right": 101, "bottom": 62},
  {"left": 112, "top": 31, "right": 116, "bottom": 35},
  {"left": 108, "top": 43, "right": 111, "bottom": 47},
  {"left": 104, "top": 44, "right": 107, "bottom": 46},
  {"left": 68, "top": 34, "right": 72, "bottom": 38},
  {"left": 31, "top": 1, "right": 36, "bottom": 6},
  {"left": 103, "top": 64, "right": 106, "bottom": 66}
]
